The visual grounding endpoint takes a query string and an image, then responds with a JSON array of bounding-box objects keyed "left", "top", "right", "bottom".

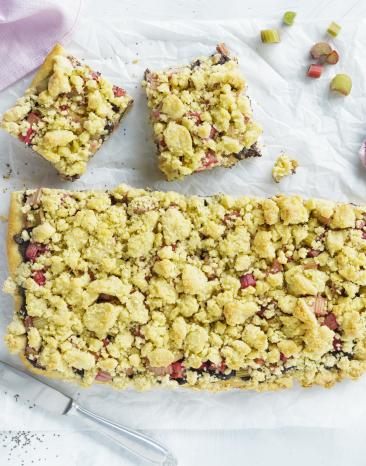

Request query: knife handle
[{"left": 68, "top": 402, "right": 176, "bottom": 465}]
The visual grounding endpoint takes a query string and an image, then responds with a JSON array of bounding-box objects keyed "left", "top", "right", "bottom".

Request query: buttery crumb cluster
[
  {"left": 272, "top": 155, "right": 299, "bottom": 183},
  {"left": 1, "top": 47, "right": 133, "bottom": 179},
  {"left": 142, "top": 44, "right": 263, "bottom": 181},
  {"left": 4, "top": 185, "right": 366, "bottom": 391}
]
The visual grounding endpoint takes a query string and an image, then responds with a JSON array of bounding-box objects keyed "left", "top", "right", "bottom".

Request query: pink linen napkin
[{"left": 0, "top": 0, "right": 82, "bottom": 91}]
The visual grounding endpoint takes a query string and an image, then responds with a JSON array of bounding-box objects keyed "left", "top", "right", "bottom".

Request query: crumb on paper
[
  {"left": 272, "top": 155, "right": 298, "bottom": 183},
  {"left": 132, "top": 59, "right": 140, "bottom": 64},
  {"left": 0, "top": 215, "right": 8, "bottom": 222}
]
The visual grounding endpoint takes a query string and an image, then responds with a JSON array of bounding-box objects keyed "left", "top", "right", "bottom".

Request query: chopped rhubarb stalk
[
  {"left": 91, "top": 351, "right": 101, "bottom": 361},
  {"left": 102, "top": 337, "right": 110, "bottom": 347},
  {"left": 270, "top": 259, "right": 283, "bottom": 273},
  {"left": 310, "top": 42, "right": 332, "bottom": 60},
  {"left": 24, "top": 316, "right": 34, "bottom": 329},
  {"left": 90, "top": 140, "right": 99, "bottom": 152},
  {"left": 240, "top": 273, "right": 256, "bottom": 289},
  {"left": 223, "top": 210, "right": 241, "bottom": 224},
  {"left": 196, "top": 151, "right": 219, "bottom": 172},
  {"left": 318, "top": 54, "right": 329, "bottom": 65},
  {"left": 91, "top": 71, "right": 101, "bottom": 81},
  {"left": 260, "top": 29, "right": 281, "bottom": 44},
  {"left": 307, "top": 249, "right": 321, "bottom": 258},
  {"left": 280, "top": 353, "right": 288, "bottom": 362},
  {"left": 187, "top": 111, "right": 202, "bottom": 125},
  {"left": 19, "top": 127, "right": 34, "bottom": 145},
  {"left": 151, "top": 109, "right": 161, "bottom": 120},
  {"left": 59, "top": 105, "right": 69, "bottom": 111},
  {"left": 26, "top": 188, "right": 42, "bottom": 206},
  {"left": 330, "top": 74, "right": 352, "bottom": 96},
  {"left": 256, "top": 308, "right": 266, "bottom": 318},
  {"left": 95, "top": 370, "right": 112, "bottom": 382},
  {"left": 216, "top": 361, "right": 227, "bottom": 373},
  {"left": 27, "top": 112, "right": 41, "bottom": 125},
  {"left": 145, "top": 71, "right": 159, "bottom": 89},
  {"left": 313, "top": 295, "right": 327, "bottom": 316},
  {"left": 209, "top": 125, "right": 218, "bottom": 139},
  {"left": 216, "top": 43, "right": 230, "bottom": 56},
  {"left": 199, "top": 361, "right": 209, "bottom": 371},
  {"left": 149, "top": 366, "right": 172, "bottom": 376},
  {"left": 158, "top": 139, "right": 167, "bottom": 151},
  {"left": 356, "top": 220, "right": 366, "bottom": 229},
  {"left": 326, "top": 50, "right": 339, "bottom": 65},
  {"left": 362, "top": 232, "right": 366, "bottom": 240},
  {"left": 206, "top": 361, "right": 227, "bottom": 373},
  {"left": 33, "top": 271, "right": 46, "bottom": 286},
  {"left": 125, "top": 368, "right": 134, "bottom": 377},
  {"left": 254, "top": 358, "right": 265, "bottom": 365},
  {"left": 333, "top": 338, "right": 342, "bottom": 352},
  {"left": 25, "top": 346, "right": 38, "bottom": 356},
  {"left": 170, "top": 361, "right": 185, "bottom": 379},
  {"left": 307, "top": 64, "right": 323, "bottom": 79},
  {"left": 112, "top": 85, "right": 126, "bottom": 97},
  {"left": 283, "top": 11, "right": 296, "bottom": 26},
  {"left": 25, "top": 243, "right": 47, "bottom": 262},
  {"left": 327, "top": 22, "right": 341, "bottom": 38},
  {"left": 322, "top": 312, "right": 339, "bottom": 331},
  {"left": 358, "top": 139, "right": 366, "bottom": 168}
]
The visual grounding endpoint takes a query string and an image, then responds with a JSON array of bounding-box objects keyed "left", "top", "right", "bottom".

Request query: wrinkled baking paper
[{"left": 1, "top": 17, "right": 366, "bottom": 430}]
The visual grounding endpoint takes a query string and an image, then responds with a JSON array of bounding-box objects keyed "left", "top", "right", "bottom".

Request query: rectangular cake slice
[
  {"left": 4, "top": 185, "right": 366, "bottom": 391},
  {"left": 142, "top": 44, "right": 262, "bottom": 181},
  {"left": 1, "top": 44, "right": 133, "bottom": 180}
]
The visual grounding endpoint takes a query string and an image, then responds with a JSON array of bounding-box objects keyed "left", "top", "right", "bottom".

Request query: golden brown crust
[
  {"left": 30, "top": 43, "right": 66, "bottom": 92},
  {"left": 7, "top": 192, "right": 24, "bottom": 314},
  {"left": 18, "top": 353, "right": 81, "bottom": 385}
]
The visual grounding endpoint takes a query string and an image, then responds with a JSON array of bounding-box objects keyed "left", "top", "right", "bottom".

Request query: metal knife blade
[
  {"left": 0, "top": 360, "right": 177, "bottom": 465},
  {"left": 0, "top": 360, "right": 72, "bottom": 415}
]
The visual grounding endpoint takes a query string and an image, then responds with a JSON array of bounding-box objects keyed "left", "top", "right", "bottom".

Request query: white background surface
[{"left": 2, "top": 0, "right": 366, "bottom": 465}]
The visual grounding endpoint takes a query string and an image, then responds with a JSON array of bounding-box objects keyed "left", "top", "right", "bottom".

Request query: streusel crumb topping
[
  {"left": 272, "top": 155, "right": 299, "bottom": 183},
  {"left": 142, "top": 44, "right": 262, "bottom": 181},
  {"left": 1, "top": 47, "right": 133, "bottom": 179},
  {"left": 4, "top": 185, "right": 366, "bottom": 391}
]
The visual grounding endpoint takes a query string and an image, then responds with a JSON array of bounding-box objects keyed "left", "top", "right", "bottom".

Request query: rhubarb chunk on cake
[
  {"left": 142, "top": 44, "right": 262, "bottom": 181},
  {"left": 4, "top": 185, "right": 366, "bottom": 391},
  {"left": 1, "top": 44, "right": 133, "bottom": 180}
]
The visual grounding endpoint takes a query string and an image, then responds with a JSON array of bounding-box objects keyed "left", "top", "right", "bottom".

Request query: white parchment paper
[{"left": 1, "top": 17, "right": 366, "bottom": 431}]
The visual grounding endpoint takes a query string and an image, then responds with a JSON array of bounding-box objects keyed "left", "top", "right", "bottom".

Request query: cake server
[{"left": 0, "top": 360, "right": 176, "bottom": 466}]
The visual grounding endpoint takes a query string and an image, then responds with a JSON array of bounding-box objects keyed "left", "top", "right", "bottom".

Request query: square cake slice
[
  {"left": 4, "top": 184, "right": 366, "bottom": 392},
  {"left": 142, "top": 43, "right": 262, "bottom": 181},
  {"left": 1, "top": 44, "right": 133, "bottom": 180}
]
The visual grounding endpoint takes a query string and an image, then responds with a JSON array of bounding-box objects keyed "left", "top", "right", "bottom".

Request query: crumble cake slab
[
  {"left": 4, "top": 185, "right": 366, "bottom": 391},
  {"left": 142, "top": 44, "right": 263, "bottom": 181},
  {"left": 1, "top": 44, "right": 133, "bottom": 180}
]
